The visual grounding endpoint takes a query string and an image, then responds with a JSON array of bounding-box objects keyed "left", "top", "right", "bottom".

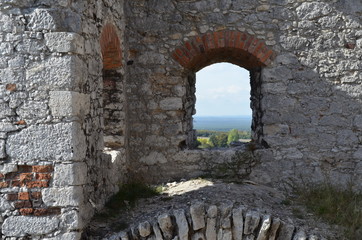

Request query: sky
[{"left": 195, "top": 63, "right": 252, "bottom": 116}]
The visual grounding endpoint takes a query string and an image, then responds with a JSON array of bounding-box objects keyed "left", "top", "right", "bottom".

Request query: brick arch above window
[
  {"left": 100, "top": 23, "right": 122, "bottom": 70},
  {"left": 172, "top": 31, "right": 274, "bottom": 72}
]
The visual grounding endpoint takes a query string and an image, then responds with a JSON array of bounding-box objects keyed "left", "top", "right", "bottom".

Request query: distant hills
[{"left": 193, "top": 115, "right": 252, "bottom": 132}]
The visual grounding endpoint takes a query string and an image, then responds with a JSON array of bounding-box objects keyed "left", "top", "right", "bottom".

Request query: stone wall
[
  {"left": 125, "top": 0, "right": 362, "bottom": 190},
  {"left": 108, "top": 202, "right": 323, "bottom": 240},
  {"left": 0, "top": 0, "right": 127, "bottom": 239}
]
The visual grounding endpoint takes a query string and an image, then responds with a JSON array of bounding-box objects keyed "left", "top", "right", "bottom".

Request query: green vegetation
[
  {"left": 292, "top": 182, "right": 362, "bottom": 239},
  {"left": 196, "top": 129, "right": 251, "bottom": 148},
  {"left": 227, "top": 129, "right": 240, "bottom": 145},
  {"left": 196, "top": 129, "right": 251, "bottom": 139}
]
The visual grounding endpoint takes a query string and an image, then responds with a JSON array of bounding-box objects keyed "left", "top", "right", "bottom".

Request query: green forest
[{"left": 195, "top": 129, "right": 251, "bottom": 148}]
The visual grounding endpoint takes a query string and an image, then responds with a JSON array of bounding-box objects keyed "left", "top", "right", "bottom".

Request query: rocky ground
[{"left": 84, "top": 179, "right": 342, "bottom": 239}]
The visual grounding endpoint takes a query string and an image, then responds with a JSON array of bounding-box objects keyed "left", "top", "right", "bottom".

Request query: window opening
[{"left": 193, "top": 63, "right": 252, "bottom": 149}]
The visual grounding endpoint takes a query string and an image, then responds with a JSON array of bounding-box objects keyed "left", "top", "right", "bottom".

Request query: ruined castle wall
[
  {"left": 125, "top": 0, "right": 362, "bottom": 190},
  {"left": 0, "top": 0, "right": 362, "bottom": 239},
  {"left": 0, "top": 0, "right": 127, "bottom": 239}
]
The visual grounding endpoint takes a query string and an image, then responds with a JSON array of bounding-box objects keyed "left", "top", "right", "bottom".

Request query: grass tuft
[{"left": 293, "top": 183, "right": 362, "bottom": 239}]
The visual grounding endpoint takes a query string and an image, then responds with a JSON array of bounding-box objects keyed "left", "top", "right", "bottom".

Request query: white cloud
[{"left": 195, "top": 63, "right": 251, "bottom": 116}]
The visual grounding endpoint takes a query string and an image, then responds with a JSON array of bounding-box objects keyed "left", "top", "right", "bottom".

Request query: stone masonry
[
  {"left": 0, "top": 0, "right": 362, "bottom": 239},
  {"left": 108, "top": 202, "right": 323, "bottom": 240}
]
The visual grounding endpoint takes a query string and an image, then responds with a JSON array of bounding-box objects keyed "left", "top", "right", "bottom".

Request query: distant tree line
[{"left": 195, "top": 129, "right": 251, "bottom": 148}]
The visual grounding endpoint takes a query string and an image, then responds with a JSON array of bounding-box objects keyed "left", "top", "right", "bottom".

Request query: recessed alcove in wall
[
  {"left": 172, "top": 30, "right": 273, "bottom": 149},
  {"left": 100, "top": 23, "right": 125, "bottom": 149},
  {"left": 193, "top": 63, "right": 252, "bottom": 148}
]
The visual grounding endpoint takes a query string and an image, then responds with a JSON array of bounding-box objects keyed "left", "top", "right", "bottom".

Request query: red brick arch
[
  {"left": 172, "top": 30, "right": 274, "bottom": 71},
  {"left": 100, "top": 23, "right": 122, "bottom": 70}
]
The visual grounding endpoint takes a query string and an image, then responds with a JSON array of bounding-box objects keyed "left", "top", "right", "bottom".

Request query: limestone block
[
  {"left": 42, "top": 186, "right": 84, "bottom": 207},
  {"left": 160, "top": 97, "right": 183, "bottom": 111},
  {"left": 232, "top": 206, "right": 245, "bottom": 240},
  {"left": 0, "top": 140, "right": 5, "bottom": 158},
  {"left": 7, "top": 123, "right": 86, "bottom": 161},
  {"left": 263, "top": 124, "right": 290, "bottom": 136},
  {"left": 268, "top": 218, "right": 281, "bottom": 240},
  {"left": 158, "top": 213, "right": 174, "bottom": 240},
  {"left": 16, "top": 101, "right": 49, "bottom": 119},
  {"left": 43, "top": 232, "right": 82, "bottom": 240},
  {"left": 49, "top": 91, "right": 90, "bottom": 118},
  {"left": 27, "top": 8, "right": 81, "bottom": 32},
  {"left": 2, "top": 216, "right": 59, "bottom": 236},
  {"left": 174, "top": 209, "right": 189, "bottom": 240},
  {"left": 54, "top": 162, "right": 87, "bottom": 186},
  {"left": 256, "top": 215, "right": 271, "bottom": 240},
  {"left": 26, "top": 55, "right": 86, "bottom": 91},
  {"left": 217, "top": 229, "right": 232, "bottom": 240},
  {"left": 0, "top": 164, "right": 18, "bottom": 175},
  {"left": 261, "top": 66, "right": 292, "bottom": 83},
  {"left": 206, "top": 205, "right": 218, "bottom": 240},
  {"left": 190, "top": 201, "right": 205, "bottom": 230},
  {"left": 139, "top": 221, "right": 151, "bottom": 237},
  {"left": 0, "top": 197, "right": 12, "bottom": 212},
  {"left": 353, "top": 115, "right": 362, "bottom": 130},
  {"left": 152, "top": 222, "right": 163, "bottom": 240},
  {"left": 277, "top": 222, "right": 295, "bottom": 240},
  {"left": 244, "top": 211, "right": 260, "bottom": 235},
  {"left": 120, "top": 232, "right": 130, "bottom": 240},
  {"left": 0, "top": 122, "right": 22, "bottom": 133},
  {"left": 296, "top": 2, "right": 332, "bottom": 20},
  {"left": 0, "top": 43, "right": 13, "bottom": 56},
  {"left": 192, "top": 232, "right": 206, "bottom": 240},
  {"left": 140, "top": 151, "right": 167, "bottom": 165},
  {"left": 27, "top": 9, "right": 59, "bottom": 31},
  {"left": 275, "top": 53, "right": 299, "bottom": 66},
  {"left": 60, "top": 210, "right": 84, "bottom": 230},
  {"left": 293, "top": 230, "right": 307, "bottom": 240},
  {"left": 45, "top": 32, "right": 84, "bottom": 54},
  {"left": 219, "top": 201, "right": 233, "bottom": 229}
]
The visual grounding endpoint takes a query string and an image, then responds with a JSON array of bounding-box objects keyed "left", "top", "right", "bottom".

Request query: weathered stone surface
[
  {"left": 174, "top": 209, "right": 189, "bottom": 240},
  {"left": 244, "top": 211, "right": 260, "bottom": 235},
  {"left": 232, "top": 206, "right": 245, "bottom": 240},
  {"left": 0, "top": 140, "right": 5, "bottom": 158},
  {"left": 160, "top": 97, "right": 183, "bottom": 111},
  {"left": 139, "top": 221, "right": 152, "bottom": 237},
  {"left": 7, "top": 123, "right": 86, "bottom": 161},
  {"left": 190, "top": 201, "right": 205, "bottom": 230},
  {"left": 26, "top": 55, "right": 86, "bottom": 90},
  {"left": 219, "top": 201, "right": 233, "bottom": 229},
  {"left": 217, "top": 229, "right": 232, "bottom": 240},
  {"left": 45, "top": 32, "right": 84, "bottom": 54},
  {"left": 2, "top": 216, "right": 59, "bottom": 236},
  {"left": 42, "top": 186, "right": 84, "bottom": 207},
  {"left": 206, "top": 205, "right": 218, "bottom": 240},
  {"left": 140, "top": 152, "right": 167, "bottom": 165},
  {"left": 49, "top": 91, "right": 90, "bottom": 118},
  {"left": 268, "top": 218, "right": 281, "bottom": 240},
  {"left": 152, "top": 222, "right": 163, "bottom": 240},
  {"left": 0, "top": 197, "right": 12, "bottom": 212},
  {"left": 192, "top": 232, "right": 206, "bottom": 240},
  {"left": 43, "top": 232, "right": 82, "bottom": 240},
  {"left": 158, "top": 213, "right": 173, "bottom": 240},
  {"left": 53, "top": 162, "right": 87, "bottom": 186},
  {"left": 293, "top": 230, "right": 307, "bottom": 240},
  {"left": 277, "top": 223, "right": 295, "bottom": 240},
  {"left": 256, "top": 215, "right": 271, "bottom": 240}
]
